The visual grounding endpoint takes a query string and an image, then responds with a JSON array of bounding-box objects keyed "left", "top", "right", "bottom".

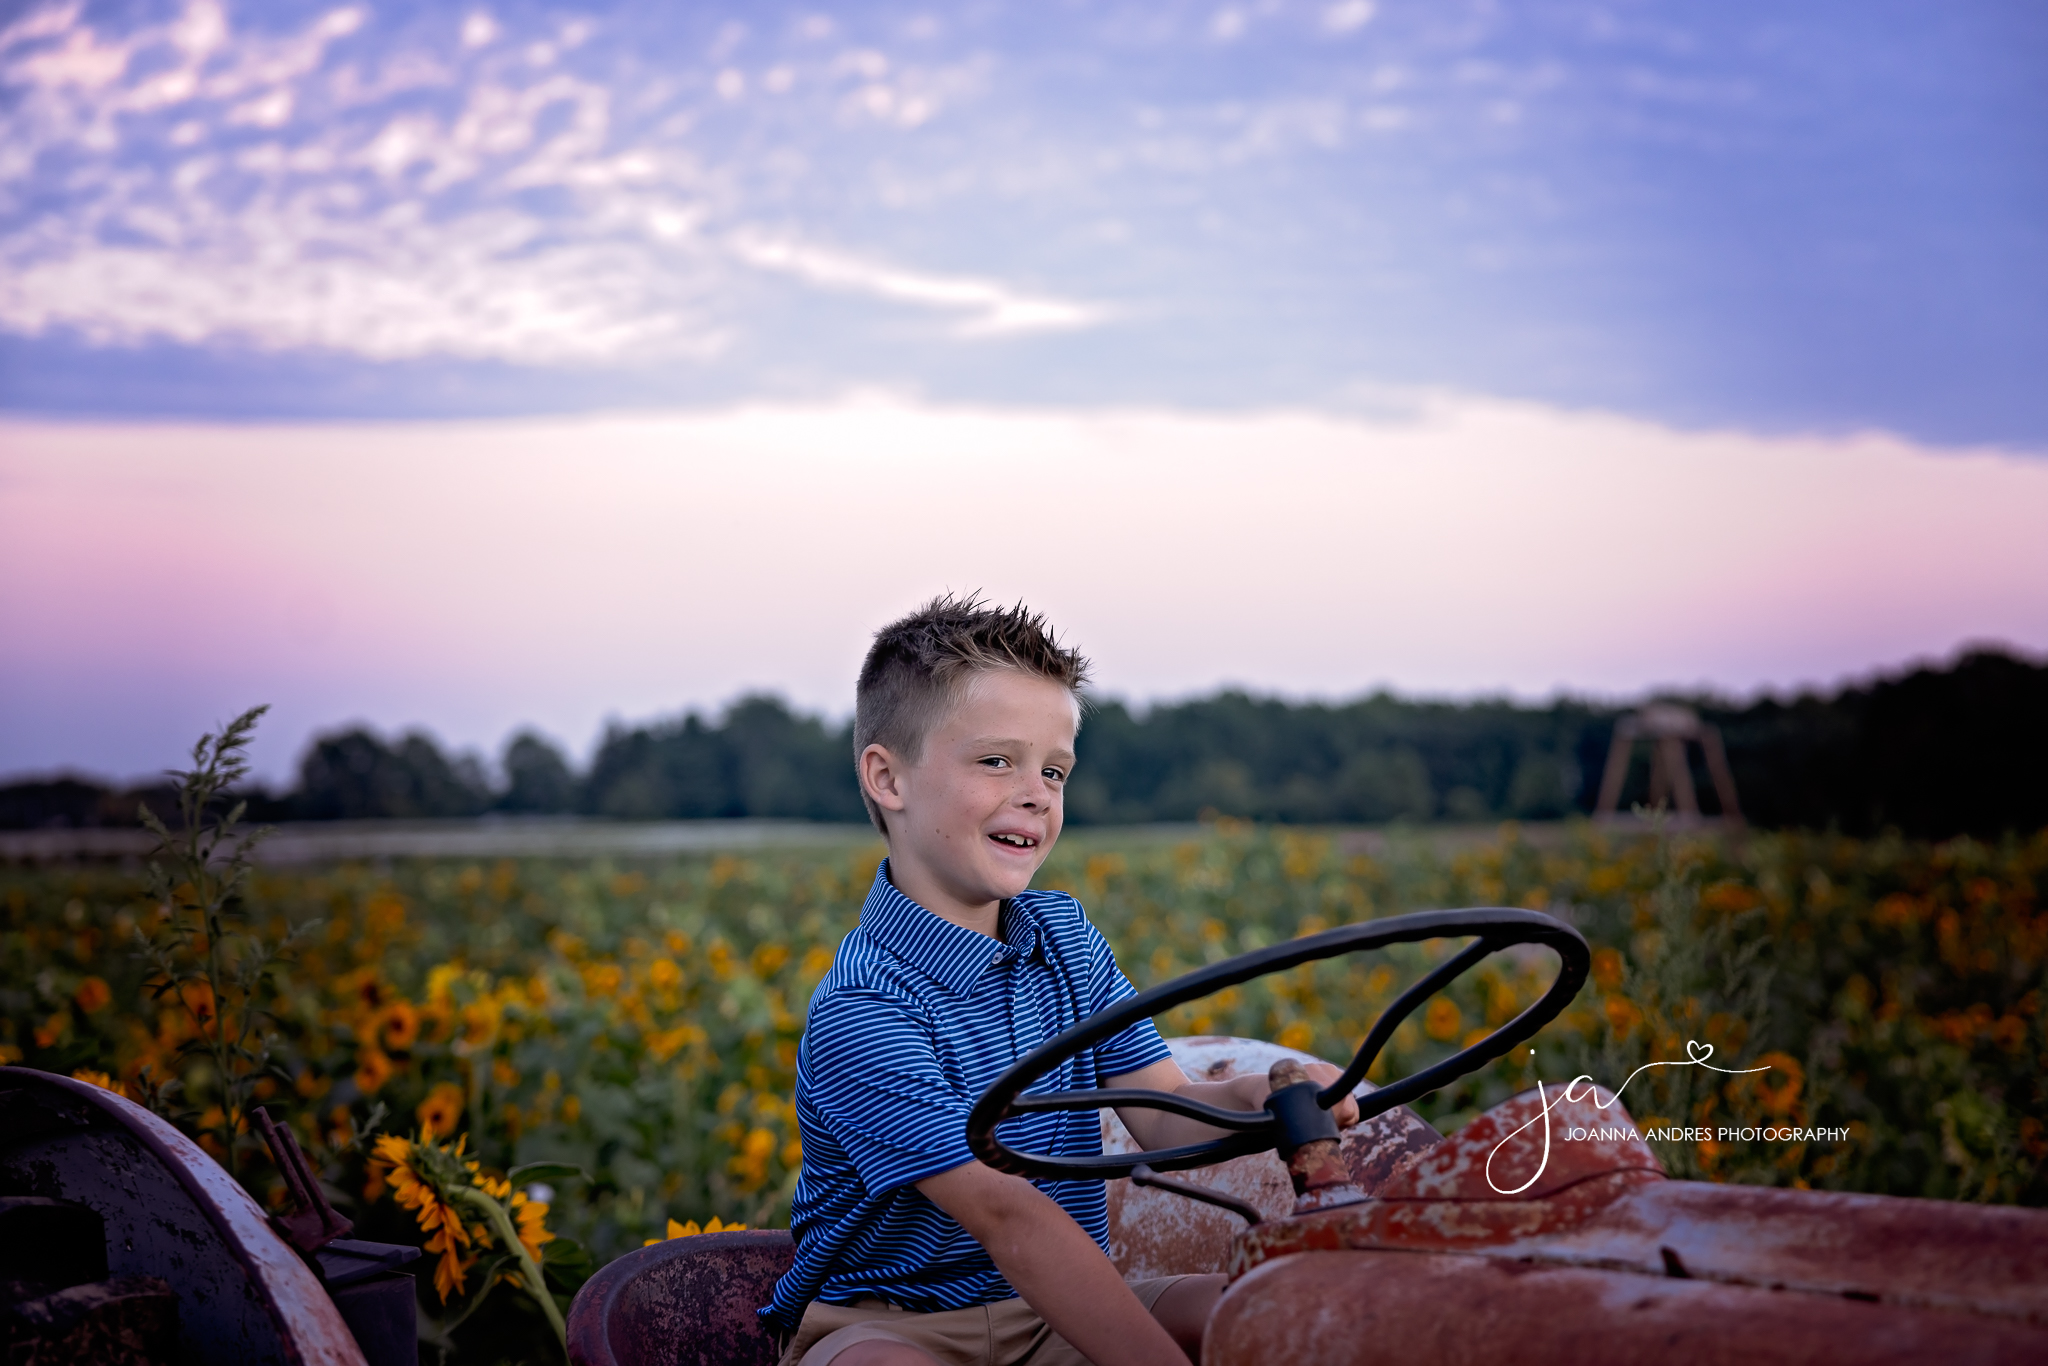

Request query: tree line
[{"left": 3, "top": 649, "right": 2042, "bottom": 840}]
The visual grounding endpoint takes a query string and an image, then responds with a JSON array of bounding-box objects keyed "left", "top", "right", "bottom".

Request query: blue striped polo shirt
[{"left": 760, "top": 861, "right": 1171, "bottom": 1334}]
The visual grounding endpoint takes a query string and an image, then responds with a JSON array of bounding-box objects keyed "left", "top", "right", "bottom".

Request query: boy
[{"left": 761, "top": 595, "right": 1357, "bottom": 1366}]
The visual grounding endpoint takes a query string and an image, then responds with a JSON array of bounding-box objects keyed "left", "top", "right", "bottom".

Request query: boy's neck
[{"left": 885, "top": 854, "right": 1004, "bottom": 939}]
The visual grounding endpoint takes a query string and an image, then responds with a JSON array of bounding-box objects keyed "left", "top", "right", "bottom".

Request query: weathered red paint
[
  {"left": 1103, "top": 1038, "right": 1440, "bottom": 1280},
  {"left": 1379, "top": 1080, "right": 1664, "bottom": 1201},
  {"left": 1230, "top": 1083, "right": 1663, "bottom": 1274},
  {"left": 1209, "top": 1083, "right": 2048, "bottom": 1364},
  {"left": 1503, "top": 1178, "right": 2048, "bottom": 1325},
  {"left": 0, "top": 1067, "right": 370, "bottom": 1366},
  {"left": 566, "top": 1229, "right": 794, "bottom": 1366},
  {"left": 558, "top": 1041, "right": 2048, "bottom": 1364},
  {"left": 1205, "top": 1247, "right": 2046, "bottom": 1366}
]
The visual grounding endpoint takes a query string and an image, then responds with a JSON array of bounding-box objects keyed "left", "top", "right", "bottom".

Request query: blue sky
[
  {"left": 4, "top": 0, "right": 2044, "bottom": 445},
  {"left": 5, "top": 1, "right": 2047, "bottom": 784}
]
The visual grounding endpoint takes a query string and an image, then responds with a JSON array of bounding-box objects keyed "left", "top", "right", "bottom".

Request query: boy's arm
[
  {"left": 916, "top": 1160, "right": 1190, "bottom": 1366},
  {"left": 1075, "top": 919, "right": 1357, "bottom": 1150},
  {"left": 1105, "top": 1058, "right": 1361, "bottom": 1152}
]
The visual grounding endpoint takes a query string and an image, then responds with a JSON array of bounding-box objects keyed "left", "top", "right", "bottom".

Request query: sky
[{"left": 2, "top": 1, "right": 2045, "bottom": 783}]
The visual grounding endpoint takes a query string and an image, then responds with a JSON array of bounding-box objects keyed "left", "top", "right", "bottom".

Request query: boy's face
[{"left": 870, "top": 670, "right": 1077, "bottom": 914}]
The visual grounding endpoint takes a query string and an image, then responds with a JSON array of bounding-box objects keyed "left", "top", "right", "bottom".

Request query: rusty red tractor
[{"left": 567, "top": 907, "right": 2048, "bottom": 1366}]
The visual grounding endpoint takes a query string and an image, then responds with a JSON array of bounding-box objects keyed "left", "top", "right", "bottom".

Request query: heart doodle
[{"left": 1686, "top": 1039, "right": 1714, "bottom": 1064}]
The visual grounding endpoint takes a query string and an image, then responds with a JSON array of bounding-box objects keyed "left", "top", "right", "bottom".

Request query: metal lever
[
  {"left": 1130, "top": 1163, "right": 1263, "bottom": 1226},
  {"left": 253, "top": 1106, "right": 353, "bottom": 1254}
]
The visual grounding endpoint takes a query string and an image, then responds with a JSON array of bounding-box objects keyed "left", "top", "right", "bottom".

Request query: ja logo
[{"left": 1484, "top": 1041, "right": 1768, "bottom": 1196}]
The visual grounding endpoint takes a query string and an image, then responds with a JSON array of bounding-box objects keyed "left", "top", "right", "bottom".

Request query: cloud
[
  {"left": 3, "top": 0, "right": 2030, "bottom": 454},
  {"left": 1, "top": 228, "right": 715, "bottom": 362},
  {"left": 730, "top": 236, "right": 1105, "bottom": 336},
  {"left": 1322, "top": 2, "right": 1376, "bottom": 36},
  {"left": 0, "top": 0, "right": 1066, "bottom": 363},
  {"left": 0, "top": 3, "right": 716, "bottom": 361},
  {"left": 226, "top": 86, "right": 291, "bottom": 126}
]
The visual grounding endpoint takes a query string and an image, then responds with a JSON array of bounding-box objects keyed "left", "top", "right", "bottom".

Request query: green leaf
[
  {"left": 541, "top": 1237, "right": 595, "bottom": 1295},
  {"left": 508, "top": 1161, "right": 586, "bottom": 1185},
  {"left": 540, "top": 1236, "right": 591, "bottom": 1267}
]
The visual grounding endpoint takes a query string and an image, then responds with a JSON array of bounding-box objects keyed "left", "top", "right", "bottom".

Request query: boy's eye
[
  {"left": 980, "top": 756, "right": 1010, "bottom": 769},
  {"left": 1042, "top": 767, "right": 1066, "bottom": 783}
]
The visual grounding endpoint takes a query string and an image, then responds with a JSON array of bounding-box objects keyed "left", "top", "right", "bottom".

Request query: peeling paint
[
  {"left": 0, "top": 1068, "right": 368, "bottom": 1366},
  {"left": 1103, "top": 1038, "right": 1440, "bottom": 1279},
  {"left": 1206, "top": 1085, "right": 2048, "bottom": 1363}
]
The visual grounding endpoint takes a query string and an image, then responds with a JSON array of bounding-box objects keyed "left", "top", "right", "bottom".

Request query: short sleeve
[
  {"left": 1081, "top": 920, "right": 1173, "bottom": 1080},
  {"left": 802, "top": 987, "right": 977, "bottom": 1196}
]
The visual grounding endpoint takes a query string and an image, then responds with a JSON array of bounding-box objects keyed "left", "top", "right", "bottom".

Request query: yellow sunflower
[
  {"left": 373, "top": 1133, "right": 478, "bottom": 1301},
  {"left": 510, "top": 1190, "right": 553, "bottom": 1263},
  {"left": 69, "top": 1067, "right": 128, "bottom": 1098},
  {"left": 368, "top": 1130, "right": 566, "bottom": 1348},
  {"left": 378, "top": 1000, "right": 421, "bottom": 1051},
  {"left": 416, "top": 1082, "right": 464, "bottom": 1140},
  {"left": 643, "top": 1214, "right": 746, "bottom": 1247},
  {"left": 354, "top": 1048, "right": 394, "bottom": 1095}
]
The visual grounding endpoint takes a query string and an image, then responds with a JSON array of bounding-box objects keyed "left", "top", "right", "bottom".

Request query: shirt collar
[{"left": 860, "top": 860, "right": 1045, "bottom": 997}]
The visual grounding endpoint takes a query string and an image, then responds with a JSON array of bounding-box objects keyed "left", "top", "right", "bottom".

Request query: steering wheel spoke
[
  {"left": 974, "top": 1129, "right": 1277, "bottom": 1182},
  {"left": 1005, "top": 1087, "right": 1276, "bottom": 1132},
  {"left": 967, "top": 907, "right": 1589, "bottom": 1183}
]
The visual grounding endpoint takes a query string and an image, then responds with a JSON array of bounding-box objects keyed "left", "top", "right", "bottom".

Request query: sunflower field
[{"left": 4, "top": 805, "right": 2045, "bottom": 1363}]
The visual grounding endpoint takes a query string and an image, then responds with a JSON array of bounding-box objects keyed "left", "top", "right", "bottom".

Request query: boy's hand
[
  {"left": 1106, "top": 1058, "right": 1361, "bottom": 1153},
  {"left": 1250, "top": 1058, "right": 1362, "bottom": 1128}
]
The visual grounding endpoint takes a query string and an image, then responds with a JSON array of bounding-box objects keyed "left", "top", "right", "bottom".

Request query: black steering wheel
[{"left": 966, "top": 907, "right": 1588, "bottom": 1182}]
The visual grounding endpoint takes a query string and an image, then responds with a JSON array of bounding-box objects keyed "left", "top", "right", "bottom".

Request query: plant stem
[
  {"left": 206, "top": 885, "right": 236, "bottom": 1174},
  {"left": 448, "top": 1187, "right": 565, "bottom": 1349}
]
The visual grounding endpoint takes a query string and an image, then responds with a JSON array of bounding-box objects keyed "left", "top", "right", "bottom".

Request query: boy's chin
[{"left": 977, "top": 849, "right": 1048, "bottom": 897}]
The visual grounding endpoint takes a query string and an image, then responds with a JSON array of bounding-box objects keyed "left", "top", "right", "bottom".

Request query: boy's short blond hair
[{"left": 854, "top": 593, "right": 1091, "bottom": 833}]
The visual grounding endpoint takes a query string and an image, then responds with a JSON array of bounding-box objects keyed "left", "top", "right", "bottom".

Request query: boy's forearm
[
  {"left": 1108, "top": 1058, "right": 1361, "bottom": 1152},
  {"left": 981, "top": 1201, "right": 1189, "bottom": 1366},
  {"left": 918, "top": 1162, "right": 1190, "bottom": 1366},
  {"left": 1123, "top": 1076, "right": 1271, "bottom": 1151}
]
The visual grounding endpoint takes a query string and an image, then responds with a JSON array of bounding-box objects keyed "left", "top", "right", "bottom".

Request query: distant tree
[
  {"left": 1707, "top": 647, "right": 2048, "bottom": 838},
  {"left": 1333, "top": 748, "right": 1436, "bottom": 822},
  {"left": 294, "top": 727, "right": 489, "bottom": 820},
  {"left": 0, "top": 778, "right": 200, "bottom": 830},
  {"left": 1069, "top": 690, "right": 1604, "bottom": 826},
  {"left": 1507, "top": 750, "right": 1581, "bottom": 819},
  {"left": 1854, "top": 648, "right": 2048, "bottom": 836},
  {"left": 582, "top": 714, "right": 727, "bottom": 819},
  {"left": 0, "top": 777, "right": 107, "bottom": 829},
  {"left": 498, "top": 731, "right": 577, "bottom": 814},
  {"left": 6, "top": 650, "right": 2040, "bottom": 836},
  {"left": 722, "top": 695, "right": 859, "bottom": 820},
  {"left": 580, "top": 695, "right": 862, "bottom": 822}
]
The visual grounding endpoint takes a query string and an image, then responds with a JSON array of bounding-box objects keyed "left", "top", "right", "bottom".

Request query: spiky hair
[{"left": 853, "top": 593, "right": 1091, "bottom": 834}]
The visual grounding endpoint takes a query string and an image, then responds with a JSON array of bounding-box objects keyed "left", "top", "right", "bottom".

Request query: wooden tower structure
[{"left": 1593, "top": 702, "right": 1742, "bottom": 825}]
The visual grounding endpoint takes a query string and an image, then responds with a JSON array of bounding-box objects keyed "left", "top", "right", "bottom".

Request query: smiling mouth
[{"left": 989, "top": 833, "right": 1039, "bottom": 849}]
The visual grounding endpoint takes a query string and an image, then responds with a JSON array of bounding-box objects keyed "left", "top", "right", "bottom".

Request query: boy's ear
[{"left": 859, "top": 743, "right": 910, "bottom": 814}]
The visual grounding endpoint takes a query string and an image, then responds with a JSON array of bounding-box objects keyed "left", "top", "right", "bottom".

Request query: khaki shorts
[{"left": 780, "top": 1277, "right": 1195, "bottom": 1366}]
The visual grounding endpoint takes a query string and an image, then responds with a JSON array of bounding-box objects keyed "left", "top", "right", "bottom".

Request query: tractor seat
[{"left": 566, "top": 1229, "right": 794, "bottom": 1366}]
